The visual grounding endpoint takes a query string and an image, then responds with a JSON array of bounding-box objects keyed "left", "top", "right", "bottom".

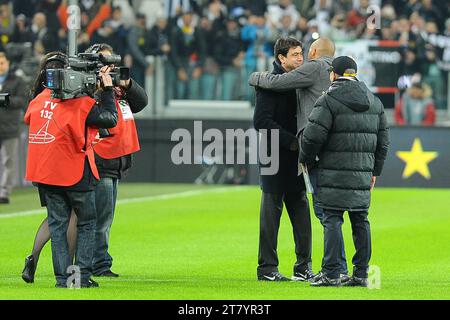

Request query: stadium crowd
[{"left": 0, "top": 0, "right": 448, "bottom": 109}]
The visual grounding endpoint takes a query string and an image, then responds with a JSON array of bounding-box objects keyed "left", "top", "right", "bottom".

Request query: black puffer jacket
[{"left": 299, "top": 78, "right": 390, "bottom": 211}]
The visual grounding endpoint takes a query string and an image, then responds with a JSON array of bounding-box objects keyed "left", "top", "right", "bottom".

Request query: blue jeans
[
  {"left": 45, "top": 189, "right": 96, "bottom": 286},
  {"left": 220, "top": 67, "right": 240, "bottom": 100},
  {"left": 201, "top": 73, "right": 218, "bottom": 100},
  {"left": 309, "top": 169, "right": 348, "bottom": 275},
  {"left": 176, "top": 66, "right": 200, "bottom": 99},
  {"left": 92, "top": 177, "right": 118, "bottom": 275},
  {"left": 322, "top": 209, "right": 371, "bottom": 279}
]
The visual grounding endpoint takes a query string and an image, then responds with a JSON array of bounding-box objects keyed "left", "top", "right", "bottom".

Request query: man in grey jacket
[
  {"left": 299, "top": 56, "right": 389, "bottom": 287},
  {"left": 248, "top": 37, "right": 335, "bottom": 134}
]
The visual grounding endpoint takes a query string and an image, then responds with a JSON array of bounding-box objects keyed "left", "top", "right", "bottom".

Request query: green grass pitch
[{"left": 0, "top": 184, "right": 449, "bottom": 300}]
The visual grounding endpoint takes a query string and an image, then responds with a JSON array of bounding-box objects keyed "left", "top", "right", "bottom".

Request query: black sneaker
[
  {"left": 22, "top": 255, "right": 36, "bottom": 284},
  {"left": 292, "top": 269, "right": 316, "bottom": 282},
  {"left": 310, "top": 274, "right": 341, "bottom": 287},
  {"left": 94, "top": 270, "right": 119, "bottom": 277},
  {"left": 81, "top": 278, "right": 99, "bottom": 288},
  {"left": 0, "top": 197, "right": 10, "bottom": 204},
  {"left": 341, "top": 276, "right": 368, "bottom": 287},
  {"left": 340, "top": 274, "right": 351, "bottom": 284},
  {"left": 258, "top": 272, "right": 291, "bottom": 282}
]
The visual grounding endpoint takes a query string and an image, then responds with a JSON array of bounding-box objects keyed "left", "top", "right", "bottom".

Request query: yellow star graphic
[{"left": 396, "top": 138, "right": 438, "bottom": 180}]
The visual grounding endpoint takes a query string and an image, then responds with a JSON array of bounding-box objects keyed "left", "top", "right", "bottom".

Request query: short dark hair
[
  {"left": 85, "top": 43, "right": 114, "bottom": 54},
  {"left": 274, "top": 37, "right": 303, "bottom": 63}
]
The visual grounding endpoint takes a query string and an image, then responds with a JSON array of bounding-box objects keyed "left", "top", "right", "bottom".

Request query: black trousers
[
  {"left": 257, "top": 191, "right": 312, "bottom": 276},
  {"left": 321, "top": 209, "right": 371, "bottom": 279}
]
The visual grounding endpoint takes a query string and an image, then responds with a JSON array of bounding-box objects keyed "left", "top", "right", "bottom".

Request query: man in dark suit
[{"left": 253, "top": 37, "right": 314, "bottom": 282}]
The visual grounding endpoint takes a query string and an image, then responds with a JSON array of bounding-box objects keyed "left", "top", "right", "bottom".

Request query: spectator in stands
[
  {"left": 0, "top": 2, "right": 15, "bottom": 46},
  {"left": 445, "top": 18, "right": 450, "bottom": 36},
  {"left": 346, "top": 0, "right": 370, "bottom": 38},
  {"left": 169, "top": 10, "right": 206, "bottom": 99},
  {"left": 267, "top": 0, "right": 301, "bottom": 31},
  {"left": 0, "top": 51, "right": 27, "bottom": 204},
  {"left": 395, "top": 82, "right": 436, "bottom": 126},
  {"left": 301, "top": 19, "right": 320, "bottom": 54},
  {"left": 31, "top": 12, "right": 60, "bottom": 53},
  {"left": 127, "top": 13, "right": 152, "bottom": 87},
  {"left": 422, "top": 44, "right": 445, "bottom": 109},
  {"left": 269, "top": 14, "right": 298, "bottom": 43},
  {"left": 111, "top": 0, "right": 134, "bottom": 28},
  {"left": 290, "top": 0, "right": 313, "bottom": 19},
  {"left": 146, "top": 16, "right": 173, "bottom": 100},
  {"left": 380, "top": 20, "right": 397, "bottom": 41},
  {"left": 418, "top": 0, "right": 444, "bottom": 31},
  {"left": 106, "top": 6, "right": 128, "bottom": 57},
  {"left": 396, "top": 16, "right": 412, "bottom": 45},
  {"left": 199, "top": 1, "right": 227, "bottom": 100},
  {"left": 91, "top": 20, "right": 125, "bottom": 58},
  {"left": 163, "top": 0, "right": 200, "bottom": 21},
  {"left": 10, "top": 14, "right": 34, "bottom": 43},
  {"left": 214, "top": 16, "right": 245, "bottom": 100},
  {"left": 403, "top": 47, "right": 422, "bottom": 78},
  {"left": 326, "top": 12, "right": 355, "bottom": 41},
  {"left": 241, "top": 13, "right": 272, "bottom": 103},
  {"left": 226, "top": 0, "right": 267, "bottom": 17},
  {"left": 12, "top": 0, "right": 36, "bottom": 19},
  {"left": 146, "top": 17, "right": 171, "bottom": 57},
  {"left": 35, "top": 0, "right": 61, "bottom": 36}
]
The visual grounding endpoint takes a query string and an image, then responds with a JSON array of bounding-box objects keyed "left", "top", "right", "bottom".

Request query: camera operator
[
  {"left": 21, "top": 44, "right": 148, "bottom": 284},
  {"left": 0, "top": 51, "right": 27, "bottom": 205},
  {"left": 86, "top": 43, "right": 148, "bottom": 278},
  {"left": 23, "top": 51, "right": 118, "bottom": 288}
]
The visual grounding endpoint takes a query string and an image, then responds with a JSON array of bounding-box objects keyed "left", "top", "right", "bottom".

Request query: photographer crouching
[{"left": 24, "top": 52, "right": 118, "bottom": 288}]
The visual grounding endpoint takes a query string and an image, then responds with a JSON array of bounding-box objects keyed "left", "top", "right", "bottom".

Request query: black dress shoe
[
  {"left": 0, "top": 197, "right": 10, "bottom": 204},
  {"left": 22, "top": 255, "right": 36, "bottom": 284},
  {"left": 95, "top": 270, "right": 119, "bottom": 277}
]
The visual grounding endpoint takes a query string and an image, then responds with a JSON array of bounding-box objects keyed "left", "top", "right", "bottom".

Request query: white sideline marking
[{"left": 0, "top": 186, "right": 250, "bottom": 220}]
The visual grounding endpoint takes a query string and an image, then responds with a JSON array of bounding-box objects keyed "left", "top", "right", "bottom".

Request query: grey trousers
[
  {"left": 0, "top": 137, "right": 18, "bottom": 199},
  {"left": 257, "top": 191, "right": 312, "bottom": 276}
]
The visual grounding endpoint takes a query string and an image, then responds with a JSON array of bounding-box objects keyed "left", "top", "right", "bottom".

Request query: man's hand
[
  {"left": 192, "top": 67, "right": 202, "bottom": 80},
  {"left": 119, "top": 79, "right": 131, "bottom": 89},
  {"left": 98, "top": 66, "right": 113, "bottom": 90},
  {"left": 178, "top": 68, "right": 188, "bottom": 81},
  {"left": 145, "top": 64, "right": 154, "bottom": 76},
  {"left": 161, "top": 43, "right": 171, "bottom": 54},
  {"left": 370, "top": 176, "right": 377, "bottom": 192}
]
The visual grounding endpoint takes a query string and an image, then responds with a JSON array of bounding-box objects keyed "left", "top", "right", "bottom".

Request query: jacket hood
[{"left": 327, "top": 78, "right": 372, "bottom": 112}]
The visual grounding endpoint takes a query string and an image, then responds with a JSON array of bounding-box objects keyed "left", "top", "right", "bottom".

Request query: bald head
[{"left": 308, "top": 38, "right": 335, "bottom": 60}]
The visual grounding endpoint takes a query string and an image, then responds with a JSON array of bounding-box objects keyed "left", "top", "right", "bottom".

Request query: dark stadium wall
[{"left": 123, "top": 120, "right": 450, "bottom": 189}]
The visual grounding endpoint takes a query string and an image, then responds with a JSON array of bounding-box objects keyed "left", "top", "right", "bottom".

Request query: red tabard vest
[
  {"left": 24, "top": 89, "right": 100, "bottom": 186},
  {"left": 93, "top": 98, "right": 140, "bottom": 159}
]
